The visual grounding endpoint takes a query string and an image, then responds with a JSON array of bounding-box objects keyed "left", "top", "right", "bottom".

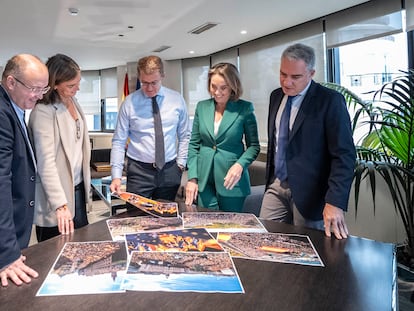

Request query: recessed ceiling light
[
  {"left": 241, "top": 30, "right": 247, "bottom": 35},
  {"left": 68, "top": 8, "right": 79, "bottom": 16},
  {"left": 189, "top": 51, "right": 195, "bottom": 54}
]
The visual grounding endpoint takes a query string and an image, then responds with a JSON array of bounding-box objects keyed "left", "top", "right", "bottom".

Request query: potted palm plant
[{"left": 323, "top": 70, "right": 414, "bottom": 269}]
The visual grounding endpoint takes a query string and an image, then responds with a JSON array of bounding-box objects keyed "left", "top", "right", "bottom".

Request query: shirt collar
[
  {"left": 11, "top": 100, "right": 25, "bottom": 123},
  {"left": 297, "top": 80, "right": 312, "bottom": 97}
]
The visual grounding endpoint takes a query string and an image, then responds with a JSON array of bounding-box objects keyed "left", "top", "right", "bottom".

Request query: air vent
[
  {"left": 188, "top": 22, "right": 218, "bottom": 35},
  {"left": 152, "top": 45, "right": 171, "bottom": 53}
]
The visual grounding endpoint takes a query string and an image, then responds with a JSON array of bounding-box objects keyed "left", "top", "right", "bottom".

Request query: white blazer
[{"left": 28, "top": 98, "right": 91, "bottom": 227}]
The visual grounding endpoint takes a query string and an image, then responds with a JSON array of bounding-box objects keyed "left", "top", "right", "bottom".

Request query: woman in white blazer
[{"left": 29, "top": 54, "right": 91, "bottom": 242}]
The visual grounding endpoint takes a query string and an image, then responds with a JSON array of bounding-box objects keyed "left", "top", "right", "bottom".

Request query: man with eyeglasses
[
  {"left": 110, "top": 55, "right": 190, "bottom": 204},
  {"left": 0, "top": 54, "right": 49, "bottom": 286}
]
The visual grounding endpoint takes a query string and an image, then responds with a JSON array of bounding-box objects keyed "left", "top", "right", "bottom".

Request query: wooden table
[{"left": 0, "top": 209, "right": 397, "bottom": 311}]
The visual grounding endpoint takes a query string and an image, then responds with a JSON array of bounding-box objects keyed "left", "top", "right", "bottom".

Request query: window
[
  {"left": 350, "top": 75, "right": 361, "bottom": 87},
  {"left": 335, "top": 33, "right": 408, "bottom": 101},
  {"left": 102, "top": 97, "right": 118, "bottom": 130},
  {"left": 76, "top": 71, "right": 101, "bottom": 131},
  {"left": 182, "top": 57, "right": 210, "bottom": 116},
  {"left": 330, "top": 32, "right": 408, "bottom": 144},
  {"left": 76, "top": 67, "right": 119, "bottom": 132},
  {"left": 238, "top": 20, "right": 324, "bottom": 143},
  {"left": 99, "top": 67, "right": 118, "bottom": 132}
]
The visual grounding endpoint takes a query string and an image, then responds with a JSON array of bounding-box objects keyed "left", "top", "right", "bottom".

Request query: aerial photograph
[
  {"left": 217, "top": 232, "right": 324, "bottom": 266},
  {"left": 37, "top": 241, "right": 128, "bottom": 296},
  {"left": 122, "top": 251, "right": 244, "bottom": 293}
]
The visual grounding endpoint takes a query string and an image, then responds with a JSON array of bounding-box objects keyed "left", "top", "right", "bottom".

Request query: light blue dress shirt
[
  {"left": 11, "top": 102, "right": 36, "bottom": 170},
  {"left": 274, "top": 81, "right": 312, "bottom": 151},
  {"left": 111, "top": 86, "right": 190, "bottom": 179}
]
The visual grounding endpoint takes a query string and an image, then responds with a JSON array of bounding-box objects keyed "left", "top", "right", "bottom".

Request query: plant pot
[{"left": 397, "top": 245, "right": 414, "bottom": 305}]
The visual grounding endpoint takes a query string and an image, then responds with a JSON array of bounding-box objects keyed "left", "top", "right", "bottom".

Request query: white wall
[
  {"left": 345, "top": 176, "right": 406, "bottom": 244},
  {"left": 89, "top": 133, "right": 113, "bottom": 149}
]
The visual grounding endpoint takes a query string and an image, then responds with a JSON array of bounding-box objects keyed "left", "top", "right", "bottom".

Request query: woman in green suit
[{"left": 185, "top": 63, "right": 260, "bottom": 212}]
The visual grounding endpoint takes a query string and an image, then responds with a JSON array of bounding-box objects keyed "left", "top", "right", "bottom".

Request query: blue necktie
[{"left": 275, "top": 96, "right": 294, "bottom": 182}]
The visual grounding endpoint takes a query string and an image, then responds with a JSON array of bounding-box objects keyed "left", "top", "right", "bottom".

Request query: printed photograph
[
  {"left": 182, "top": 212, "right": 267, "bottom": 233},
  {"left": 125, "top": 228, "right": 224, "bottom": 253},
  {"left": 106, "top": 216, "right": 183, "bottom": 240},
  {"left": 112, "top": 191, "right": 178, "bottom": 217},
  {"left": 217, "top": 232, "right": 324, "bottom": 266},
  {"left": 122, "top": 251, "right": 244, "bottom": 293},
  {"left": 37, "top": 241, "right": 127, "bottom": 296}
]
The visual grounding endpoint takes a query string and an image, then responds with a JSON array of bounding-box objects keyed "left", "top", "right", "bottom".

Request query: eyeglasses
[
  {"left": 140, "top": 80, "right": 161, "bottom": 88},
  {"left": 13, "top": 76, "right": 50, "bottom": 95},
  {"left": 76, "top": 119, "right": 81, "bottom": 140}
]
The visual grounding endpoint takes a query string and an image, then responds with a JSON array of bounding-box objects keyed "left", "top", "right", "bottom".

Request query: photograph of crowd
[
  {"left": 182, "top": 212, "right": 267, "bottom": 233},
  {"left": 106, "top": 216, "right": 183, "bottom": 240},
  {"left": 217, "top": 232, "right": 324, "bottom": 266}
]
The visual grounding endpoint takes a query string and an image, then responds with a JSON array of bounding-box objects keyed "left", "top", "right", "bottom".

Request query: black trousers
[
  {"left": 36, "top": 181, "right": 89, "bottom": 242},
  {"left": 126, "top": 157, "right": 182, "bottom": 204}
]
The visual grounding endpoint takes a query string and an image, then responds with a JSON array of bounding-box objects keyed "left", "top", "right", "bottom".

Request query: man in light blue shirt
[{"left": 110, "top": 55, "right": 190, "bottom": 202}]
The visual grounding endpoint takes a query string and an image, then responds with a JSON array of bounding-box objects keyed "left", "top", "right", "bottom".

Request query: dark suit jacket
[
  {"left": 0, "top": 86, "right": 36, "bottom": 270},
  {"left": 265, "top": 81, "right": 356, "bottom": 220},
  {"left": 188, "top": 98, "right": 260, "bottom": 197}
]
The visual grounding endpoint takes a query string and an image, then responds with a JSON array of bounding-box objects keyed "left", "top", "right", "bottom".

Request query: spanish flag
[{"left": 122, "top": 73, "right": 129, "bottom": 101}]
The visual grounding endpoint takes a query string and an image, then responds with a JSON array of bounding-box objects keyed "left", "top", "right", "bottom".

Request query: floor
[{"left": 28, "top": 199, "right": 414, "bottom": 310}]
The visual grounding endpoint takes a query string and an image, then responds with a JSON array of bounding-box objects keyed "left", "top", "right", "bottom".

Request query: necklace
[{"left": 62, "top": 97, "right": 78, "bottom": 121}]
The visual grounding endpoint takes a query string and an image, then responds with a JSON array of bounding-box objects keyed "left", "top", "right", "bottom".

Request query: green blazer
[{"left": 187, "top": 98, "right": 260, "bottom": 197}]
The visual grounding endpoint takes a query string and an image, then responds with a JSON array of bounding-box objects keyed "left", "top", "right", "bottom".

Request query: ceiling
[{"left": 0, "top": 0, "right": 369, "bottom": 70}]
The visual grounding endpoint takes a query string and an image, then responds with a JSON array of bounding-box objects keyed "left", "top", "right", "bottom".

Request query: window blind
[{"left": 325, "top": 0, "right": 402, "bottom": 48}]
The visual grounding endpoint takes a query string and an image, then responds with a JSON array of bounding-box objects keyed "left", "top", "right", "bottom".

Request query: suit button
[
  {"left": 29, "top": 200, "right": 35, "bottom": 207},
  {"left": 30, "top": 175, "right": 35, "bottom": 182},
  {"left": 212, "top": 146, "right": 216, "bottom": 150}
]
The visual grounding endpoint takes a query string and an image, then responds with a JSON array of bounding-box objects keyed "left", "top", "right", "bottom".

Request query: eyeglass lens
[{"left": 13, "top": 76, "right": 50, "bottom": 95}]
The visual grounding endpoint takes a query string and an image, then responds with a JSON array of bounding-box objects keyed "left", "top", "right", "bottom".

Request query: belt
[
  {"left": 75, "top": 182, "right": 84, "bottom": 191},
  {"left": 129, "top": 157, "right": 176, "bottom": 170}
]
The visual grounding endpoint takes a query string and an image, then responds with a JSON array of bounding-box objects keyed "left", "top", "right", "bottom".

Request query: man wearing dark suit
[
  {"left": 0, "top": 54, "right": 49, "bottom": 286},
  {"left": 260, "top": 43, "right": 356, "bottom": 239}
]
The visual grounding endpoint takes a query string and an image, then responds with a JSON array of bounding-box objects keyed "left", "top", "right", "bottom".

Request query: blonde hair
[{"left": 137, "top": 55, "right": 165, "bottom": 77}]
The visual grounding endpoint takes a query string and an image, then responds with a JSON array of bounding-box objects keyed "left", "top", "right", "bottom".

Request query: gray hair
[{"left": 282, "top": 43, "right": 315, "bottom": 71}]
